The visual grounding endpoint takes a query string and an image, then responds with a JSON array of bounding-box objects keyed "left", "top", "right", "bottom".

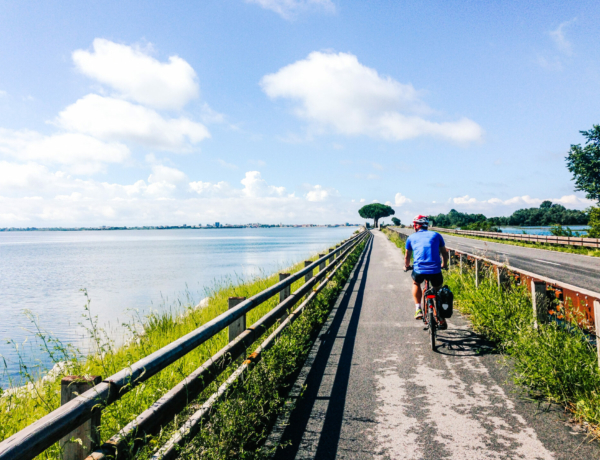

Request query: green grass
[
  {"left": 0, "top": 239, "right": 358, "bottom": 458},
  {"left": 435, "top": 230, "right": 600, "bottom": 258},
  {"left": 174, "top": 239, "right": 367, "bottom": 459},
  {"left": 381, "top": 227, "right": 406, "bottom": 254},
  {"left": 445, "top": 266, "right": 600, "bottom": 436}
]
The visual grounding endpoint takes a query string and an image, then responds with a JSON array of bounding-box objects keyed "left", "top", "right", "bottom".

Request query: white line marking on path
[{"left": 534, "top": 259, "right": 561, "bottom": 266}]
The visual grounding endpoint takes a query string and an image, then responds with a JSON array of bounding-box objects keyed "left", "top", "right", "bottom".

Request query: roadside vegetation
[
  {"left": 445, "top": 267, "right": 600, "bottom": 437},
  {"left": 0, "top": 238, "right": 365, "bottom": 458}
]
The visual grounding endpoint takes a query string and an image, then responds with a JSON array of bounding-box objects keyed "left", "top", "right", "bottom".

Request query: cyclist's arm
[
  {"left": 404, "top": 249, "right": 412, "bottom": 270},
  {"left": 440, "top": 246, "right": 448, "bottom": 269}
]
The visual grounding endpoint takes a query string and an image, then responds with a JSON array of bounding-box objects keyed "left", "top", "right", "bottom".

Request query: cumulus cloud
[
  {"left": 72, "top": 39, "right": 199, "bottom": 110},
  {"left": 261, "top": 51, "right": 483, "bottom": 143},
  {"left": 0, "top": 163, "right": 359, "bottom": 226},
  {"left": 241, "top": 171, "right": 286, "bottom": 197},
  {"left": 246, "top": 0, "right": 335, "bottom": 20},
  {"left": 449, "top": 194, "right": 594, "bottom": 212},
  {"left": 394, "top": 192, "right": 412, "bottom": 206},
  {"left": 56, "top": 94, "right": 210, "bottom": 150},
  {"left": 305, "top": 184, "right": 339, "bottom": 202},
  {"left": 0, "top": 129, "right": 129, "bottom": 174}
]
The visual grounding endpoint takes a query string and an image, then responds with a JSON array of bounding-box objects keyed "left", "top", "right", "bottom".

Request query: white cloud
[
  {"left": 246, "top": 0, "right": 335, "bottom": 20},
  {"left": 241, "top": 171, "right": 286, "bottom": 197},
  {"left": 56, "top": 94, "right": 210, "bottom": 151},
  {"left": 549, "top": 19, "right": 576, "bottom": 56},
  {"left": 394, "top": 192, "right": 412, "bottom": 206},
  {"left": 0, "top": 129, "right": 129, "bottom": 174},
  {"left": 305, "top": 184, "right": 339, "bottom": 202},
  {"left": 218, "top": 159, "right": 238, "bottom": 170},
  {"left": 261, "top": 51, "right": 483, "bottom": 143},
  {"left": 73, "top": 39, "right": 199, "bottom": 110},
  {"left": 359, "top": 198, "right": 365, "bottom": 203},
  {"left": 449, "top": 194, "right": 594, "bottom": 211},
  {"left": 0, "top": 163, "right": 360, "bottom": 226},
  {"left": 0, "top": 90, "right": 6, "bottom": 97}
]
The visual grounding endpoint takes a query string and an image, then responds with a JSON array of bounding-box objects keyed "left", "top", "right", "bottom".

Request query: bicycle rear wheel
[{"left": 428, "top": 308, "right": 436, "bottom": 351}]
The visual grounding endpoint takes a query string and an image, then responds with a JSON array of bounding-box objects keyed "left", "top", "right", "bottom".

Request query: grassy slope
[
  {"left": 0, "top": 239, "right": 356, "bottom": 458},
  {"left": 381, "top": 227, "right": 600, "bottom": 437}
]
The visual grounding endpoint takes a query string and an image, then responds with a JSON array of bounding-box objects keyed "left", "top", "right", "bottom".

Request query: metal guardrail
[
  {"left": 390, "top": 228, "right": 600, "bottom": 365},
  {"left": 0, "top": 229, "right": 370, "bottom": 460},
  {"left": 429, "top": 226, "right": 600, "bottom": 249}
]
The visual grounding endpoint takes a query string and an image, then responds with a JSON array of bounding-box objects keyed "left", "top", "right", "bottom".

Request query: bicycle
[{"left": 404, "top": 266, "right": 442, "bottom": 351}]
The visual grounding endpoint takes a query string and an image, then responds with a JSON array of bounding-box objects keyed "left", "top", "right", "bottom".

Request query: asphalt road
[
  {"left": 394, "top": 228, "right": 600, "bottom": 294},
  {"left": 267, "top": 231, "right": 599, "bottom": 460}
]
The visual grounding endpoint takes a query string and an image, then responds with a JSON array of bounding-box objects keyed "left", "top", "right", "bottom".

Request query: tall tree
[
  {"left": 566, "top": 125, "right": 600, "bottom": 202},
  {"left": 391, "top": 217, "right": 401, "bottom": 226},
  {"left": 358, "top": 204, "right": 395, "bottom": 228}
]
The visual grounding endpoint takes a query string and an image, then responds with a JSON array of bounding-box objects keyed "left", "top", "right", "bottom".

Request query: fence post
[
  {"left": 475, "top": 259, "right": 481, "bottom": 288},
  {"left": 328, "top": 248, "right": 334, "bottom": 265},
  {"left": 595, "top": 300, "right": 600, "bottom": 370},
  {"left": 459, "top": 254, "right": 465, "bottom": 275},
  {"left": 228, "top": 297, "right": 246, "bottom": 343},
  {"left": 448, "top": 250, "right": 453, "bottom": 268},
  {"left": 318, "top": 254, "right": 326, "bottom": 273},
  {"left": 59, "top": 375, "right": 102, "bottom": 460},
  {"left": 304, "top": 261, "right": 313, "bottom": 284},
  {"left": 278, "top": 273, "right": 290, "bottom": 303},
  {"left": 532, "top": 281, "right": 548, "bottom": 328}
]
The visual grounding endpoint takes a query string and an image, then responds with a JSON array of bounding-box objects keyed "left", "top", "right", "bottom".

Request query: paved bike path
[{"left": 269, "top": 230, "right": 599, "bottom": 459}]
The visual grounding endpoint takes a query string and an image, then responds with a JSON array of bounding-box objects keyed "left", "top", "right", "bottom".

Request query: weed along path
[{"left": 268, "top": 230, "right": 599, "bottom": 460}]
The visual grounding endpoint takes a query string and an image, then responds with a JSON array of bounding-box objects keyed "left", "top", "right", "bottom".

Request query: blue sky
[{"left": 0, "top": 0, "right": 598, "bottom": 226}]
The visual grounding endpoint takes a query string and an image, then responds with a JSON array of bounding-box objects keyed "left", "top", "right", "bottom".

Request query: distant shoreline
[{"left": 0, "top": 224, "right": 362, "bottom": 232}]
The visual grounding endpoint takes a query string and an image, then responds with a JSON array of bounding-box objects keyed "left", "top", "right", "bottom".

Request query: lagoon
[
  {"left": 0, "top": 227, "right": 356, "bottom": 387},
  {"left": 498, "top": 225, "right": 590, "bottom": 236}
]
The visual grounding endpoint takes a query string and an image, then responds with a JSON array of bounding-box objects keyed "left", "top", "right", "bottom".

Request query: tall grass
[
  {"left": 445, "top": 267, "right": 600, "bottom": 435},
  {"left": 0, "top": 245, "right": 348, "bottom": 458}
]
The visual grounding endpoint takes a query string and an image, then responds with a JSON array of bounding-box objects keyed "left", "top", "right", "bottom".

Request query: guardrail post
[
  {"left": 532, "top": 281, "right": 548, "bottom": 328},
  {"left": 304, "top": 261, "right": 313, "bottom": 283},
  {"left": 318, "top": 254, "right": 326, "bottom": 273},
  {"left": 59, "top": 375, "right": 102, "bottom": 460},
  {"left": 475, "top": 259, "right": 481, "bottom": 288},
  {"left": 278, "top": 273, "right": 290, "bottom": 303},
  {"left": 448, "top": 250, "right": 453, "bottom": 268},
  {"left": 228, "top": 297, "right": 246, "bottom": 343},
  {"left": 328, "top": 248, "right": 334, "bottom": 265},
  {"left": 459, "top": 254, "right": 465, "bottom": 275},
  {"left": 595, "top": 300, "right": 600, "bottom": 369}
]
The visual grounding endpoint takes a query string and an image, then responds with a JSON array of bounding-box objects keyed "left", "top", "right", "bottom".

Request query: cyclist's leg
[{"left": 411, "top": 271, "right": 424, "bottom": 319}]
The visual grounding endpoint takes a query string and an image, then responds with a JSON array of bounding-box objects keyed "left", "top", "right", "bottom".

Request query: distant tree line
[{"left": 431, "top": 201, "right": 588, "bottom": 231}]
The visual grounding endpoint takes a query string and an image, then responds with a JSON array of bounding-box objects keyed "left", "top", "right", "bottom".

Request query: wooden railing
[
  {"left": 428, "top": 226, "right": 600, "bottom": 249},
  {"left": 0, "top": 229, "right": 371, "bottom": 460}
]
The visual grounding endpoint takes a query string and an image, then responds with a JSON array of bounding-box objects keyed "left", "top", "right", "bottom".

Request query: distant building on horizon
[{"left": 215, "top": 222, "right": 220, "bottom": 228}]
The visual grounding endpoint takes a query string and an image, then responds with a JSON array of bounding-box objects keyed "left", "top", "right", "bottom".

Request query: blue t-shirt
[{"left": 406, "top": 230, "right": 445, "bottom": 275}]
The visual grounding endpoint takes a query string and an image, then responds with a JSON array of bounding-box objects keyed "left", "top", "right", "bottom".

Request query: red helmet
[{"left": 413, "top": 215, "right": 429, "bottom": 226}]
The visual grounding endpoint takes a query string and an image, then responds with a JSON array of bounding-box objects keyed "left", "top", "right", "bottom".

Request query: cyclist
[{"left": 404, "top": 215, "right": 449, "bottom": 328}]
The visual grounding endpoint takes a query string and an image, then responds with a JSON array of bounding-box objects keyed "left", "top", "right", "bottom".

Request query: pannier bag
[{"left": 437, "top": 285, "right": 454, "bottom": 318}]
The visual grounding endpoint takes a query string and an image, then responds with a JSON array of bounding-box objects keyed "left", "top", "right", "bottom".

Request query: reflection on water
[{"left": 0, "top": 227, "right": 355, "bottom": 386}]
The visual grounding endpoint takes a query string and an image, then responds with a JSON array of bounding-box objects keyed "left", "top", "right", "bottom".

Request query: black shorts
[{"left": 411, "top": 271, "right": 443, "bottom": 288}]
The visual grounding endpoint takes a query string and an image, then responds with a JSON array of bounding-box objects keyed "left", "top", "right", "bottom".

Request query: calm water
[
  {"left": 0, "top": 227, "right": 355, "bottom": 387},
  {"left": 498, "top": 225, "right": 590, "bottom": 236}
]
